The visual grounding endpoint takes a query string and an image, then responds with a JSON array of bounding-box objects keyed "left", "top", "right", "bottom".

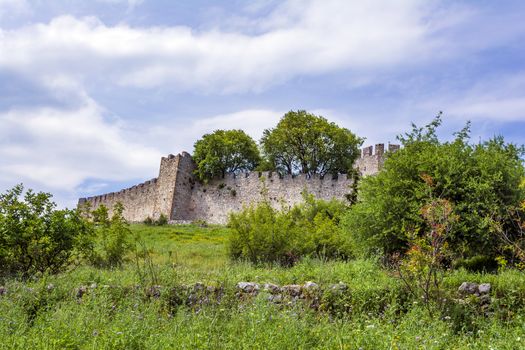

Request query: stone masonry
[{"left": 78, "top": 143, "right": 397, "bottom": 224}]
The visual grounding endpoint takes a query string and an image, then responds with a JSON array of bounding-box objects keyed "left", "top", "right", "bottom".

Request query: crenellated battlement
[
  {"left": 354, "top": 143, "right": 400, "bottom": 176},
  {"left": 79, "top": 146, "right": 395, "bottom": 224}
]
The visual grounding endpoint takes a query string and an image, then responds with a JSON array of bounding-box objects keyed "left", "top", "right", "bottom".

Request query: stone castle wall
[
  {"left": 186, "top": 172, "right": 354, "bottom": 224},
  {"left": 353, "top": 143, "right": 400, "bottom": 176},
  {"left": 78, "top": 143, "right": 397, "bottom": 224},
  {"left": 78, "top": 178, "right": 159, "bottom": 222}
]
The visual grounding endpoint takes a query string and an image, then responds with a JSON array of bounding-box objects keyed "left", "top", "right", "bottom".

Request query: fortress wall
[
  {"left": 80, "top": 178, "right": 158, "bottom": 222},
  {"left": 78, "top": 144, "right": 398, "bottom": 224},
  {"left": 186, "top": 172, "right": 354, "bottom": 224}
]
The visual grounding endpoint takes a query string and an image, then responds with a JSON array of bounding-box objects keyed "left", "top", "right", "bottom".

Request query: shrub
[
  {"left": 89, "top": 202, "right": 132, "bottom": 268},
  {"left": 394, "top": 192, "right": 457, "bottom": 316},
  {"left": 454, "top": 255, "right": 498, "bottom": 272},
  {"left": 228, "top": 192, "right": 350, "bottom": 265},
  {"left": 143, "top": 214, "right": 168, "bottom": 226},
  {"left": 343, "top": 116, "right": 525, "bottom": 262},
  {"left": 0, "top": 184, "right": 93, "bottom": 276},
  {"left": 156, "top": 214, "right": 168, "bottom": 226}
]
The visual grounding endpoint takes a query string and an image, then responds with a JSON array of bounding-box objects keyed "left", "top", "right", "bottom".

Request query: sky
[{"left": 1, "top": 0, "right": 524, "bottom": 208}]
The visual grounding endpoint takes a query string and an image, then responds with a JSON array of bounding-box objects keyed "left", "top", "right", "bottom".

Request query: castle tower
[
  {"left": 152, "top": 152, "right": 197, "bottom": 220},
  {"left": 152, "top": 154, "right": 180, "bottom": 219},
  {"left": 353, "top": 143, "right": 399, "bottom": 176}
]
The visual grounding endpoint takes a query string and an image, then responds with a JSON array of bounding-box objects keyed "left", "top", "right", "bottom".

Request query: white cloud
[
  {"left": 139, "top": 109, "right": 284, "bottom": 156},
  {"left": 419, "top": 72, "right": 525, "bottom": 122},
  {"left": 1, "top": 0, "right": 523, "bottom": 207},
  {"left": 0, "top": 104, "right": 283, "bottom": 207},
  {"left": 190, "top": 109, "right": 283, "bottom": 140},
  {"left": 0, "top": 99, "right": 162, "bottom": 204},
  {"left": 0, "top": 1, "right": 447, "bottom": 93}
]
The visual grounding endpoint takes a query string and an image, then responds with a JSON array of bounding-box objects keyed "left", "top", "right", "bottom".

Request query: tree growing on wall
[
  {"left": 193, "top": 129, "right": 261, "bottom": 182},
  {"left": 260, "top": 110, "right": 363, "bottom": 176}
]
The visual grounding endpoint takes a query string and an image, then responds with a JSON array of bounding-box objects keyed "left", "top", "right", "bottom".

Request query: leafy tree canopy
[
  {"left": 260, "top": 110, "right": 363, "bottom": 176},
  {"left": 193, "top": 129, "right": 261, "bottom": 182},
  {"left": 343, "top": 115, "right": 525, "bottom": 263},
  {"left": 0, "top": 184, "right": 93, "bottom": 276}
]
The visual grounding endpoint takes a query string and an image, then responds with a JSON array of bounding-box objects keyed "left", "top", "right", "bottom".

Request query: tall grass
[{"left": 1, "top": 224, "right": 525, "bottom": 349}]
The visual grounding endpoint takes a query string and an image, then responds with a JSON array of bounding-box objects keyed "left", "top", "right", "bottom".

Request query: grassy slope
[{"left": 0, "top": 224, "right": 525, "bottom": 349}]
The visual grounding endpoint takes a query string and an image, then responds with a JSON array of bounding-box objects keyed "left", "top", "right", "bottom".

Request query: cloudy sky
[{"left": 1, "top": 0, "right": 524, "bottom": 208}]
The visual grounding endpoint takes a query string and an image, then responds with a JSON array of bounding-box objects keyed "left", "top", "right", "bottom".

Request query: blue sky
[{"left": 0, "top": 0, "right": 524, "bottom": 208}]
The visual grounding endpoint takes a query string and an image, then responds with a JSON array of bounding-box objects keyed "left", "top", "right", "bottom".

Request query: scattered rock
[
  {"left": 329, "top": 282, "right": 348, "bottom": 294},
  {"left": 478, "top": 283, "right": 491, "bottom": 295},
  {"left": 193, "top": 282, "right": 206, "bottom": 291},
  {"left": 0, "top": 286, "right": 6, "bottom": 296},
  {"left": 479, "top": 294, "right": 491, "bottom": 305},
  {"left": 458, "top": 282, "right": 479, "bottom": 295},
  {"left": 90, "top": 283, "right": 98, "bottom": 289},
  {"left": 46, "top": 283, "right": 55, "bottom": 291},
  {"left": 263, "top": 283, "right": 281, "bottom": 294},
  {"left": 236, "top": 282, "right": 260, "bottom": 294},
  {"left": 76, "top": 286, "right": 88, "bottom": 299},
  {"left": 303, "top": 281, "right": 319, "bottom": 291},
  {"left": 268, "top": 294, "right": 283, "bottom": 303},
  {"left": 457, "top": 282, "right": 492, "bottom": 309},
  {"left": 146, "top": 285, "right": 162, "bottom": 299},
  {"left": 282, "top": 284, "right": 302, "bottom": 297}
]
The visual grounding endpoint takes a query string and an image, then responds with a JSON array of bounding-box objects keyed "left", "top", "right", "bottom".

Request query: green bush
[
  {"left": 343, "top": 116, "right": 525, "bottom": 262},
  {"left": 228, "top": 192, "right": 350, "bottom": 265},
  {"left": 89, "top": 203, "right": 132, "bottom": 268},
  {"left": 143, "top": 214, "right": 168, "bottom": 226},
  {"left": 0, "top": 184, "right": 93, "bottom": 276},
  {"left": 156, "top": 214, "right": 168, "bottom": 226},
  {"left": 453, "top": 255, "right": 498, "bottom": 272}
]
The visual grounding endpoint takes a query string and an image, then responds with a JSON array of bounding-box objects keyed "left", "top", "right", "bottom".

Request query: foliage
[
  {"left": 394, "top": 188, "right": 457, "bottom": 316},
  {"left": 157, "top": 214, "right": 168, "bottom": 226},
  {"left": 144, "top": 214, "right": 168, "bottom": 226},
  {"left": 88, "top": 203, "right": 132, "bottom": 268},
  {"left": 343, "top": 115, "right": 525, "bottom": 262},
  {"left": 260, "top": 110, "right": 363, "bottom": 176},
  {"left": 228, "top": 193, "right": 350, "bottom": 265},
  {"left": 0, "top": 184, "right": 93, "bottom": 277},
  {"left": 2, "top": 223, "right": 525, "bottom": 348},
  {"left": 143, "top": 216, "right": 154, "bottom": 225},
  {"left": 193, "top": 129, "right": 261, "bottom": 182}
]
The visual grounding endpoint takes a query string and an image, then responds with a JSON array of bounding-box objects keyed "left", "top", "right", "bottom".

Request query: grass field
[{"left": 1, "top": 224, "right": 525, "bottom": 349}]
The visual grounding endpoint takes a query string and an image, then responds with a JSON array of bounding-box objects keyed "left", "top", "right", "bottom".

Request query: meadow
[{"left": 1, "top": 224, "right": 525, "bottom": 349}]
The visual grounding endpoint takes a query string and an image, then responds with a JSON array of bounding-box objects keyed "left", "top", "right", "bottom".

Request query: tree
[
  {"left": 260, "top": 110, "right": 363, "bottom": 176},
  {"left": 193, "top": 129, "right": 261, "bottom": 182},
  {"left": 343, "top": 115, "right": 525, "bottom": 263},
  {"left": 0, "top": 184, "right": 94, "bottom": 276}
]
